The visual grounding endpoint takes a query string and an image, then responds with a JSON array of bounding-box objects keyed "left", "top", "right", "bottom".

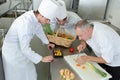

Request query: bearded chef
[
  {"left": 2, "top": 0, "right": 60, "bottom": 80},
  {"left": 50, "top": 0, "right": 82, "bottom": 37}
]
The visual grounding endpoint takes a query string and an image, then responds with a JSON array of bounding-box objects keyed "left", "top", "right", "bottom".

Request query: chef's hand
[
  {"left": 76, "top": 56, "right": 88, "bottom": 64},
  {"left": 47, "top": 43, "right": 55, "bottom": 50},
  {"left": 41, "top": 55, "right": 54, "bottom": 62},
  {"left": 77, "top": 40, "right": 86, "bottom": 52}
]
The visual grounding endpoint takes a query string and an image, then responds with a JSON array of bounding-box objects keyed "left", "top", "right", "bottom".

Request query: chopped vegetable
[
  {"left": 87, "top": 62, "right": 107, "bottom": 77},
  {"left": 43, "top": 24, "right": 54, "bottom": 35},
  {"left": 67, "top": 37, "right": 73, "bottom": 40},
  {"left": 81, "top": 65, "right": 86, "bottom": 70},
  {"left": 76, "top": 63, "right": 80, "bottom": 66}
]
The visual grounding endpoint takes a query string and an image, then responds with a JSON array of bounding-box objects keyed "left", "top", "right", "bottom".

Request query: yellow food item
[{"left": 54, "top": 50, "right": 62, "bottom": 56}]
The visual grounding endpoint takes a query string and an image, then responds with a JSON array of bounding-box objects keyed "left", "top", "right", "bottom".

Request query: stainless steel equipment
[
  {"left": 32, "top": 0, "right": 74, "bottom": 11},
  {"left": 78, "top": 0, "right": 108, "bottom": 20},
  {"left": 62, "top": 0, "right": 73, "bottom": 10}
]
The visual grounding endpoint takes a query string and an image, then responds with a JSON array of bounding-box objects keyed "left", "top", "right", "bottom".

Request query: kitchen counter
[
  {"left": 50, "top": 57, "right": 82, "bottom": 80},
  {"left": 50, "top": 39, "right": 93, "bottom": 80},
  {"left": 50, "top": 39, "right": 112, "bottom": 80}
]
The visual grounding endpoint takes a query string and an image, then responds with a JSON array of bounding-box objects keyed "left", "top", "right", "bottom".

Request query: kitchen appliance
[
  {"left": 0, "top": 0, "right": 6, "bottom": 5},
  {"left": 78, "top": 0, "right": 108, "bottom": 20}
]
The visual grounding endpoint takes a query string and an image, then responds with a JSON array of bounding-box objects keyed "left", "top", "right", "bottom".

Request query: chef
[
  {"left": 2, "top": 0, "right": 60, "bottom": 80},
  {"left": 75, "top": 20, "right": 120, "bottom": 80},
  {"left": 50, "top": 0, "right": 82, "bottom": 37}
]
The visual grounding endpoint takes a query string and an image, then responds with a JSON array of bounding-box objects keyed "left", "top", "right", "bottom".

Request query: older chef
[
  {"left": 75, "top": 20, "right": 120, "bottom": 80},
  {"left": 2, "top": 0, "right": 60, "bottom": 80},
  {"left": 50, "top": 0, "right": 82, "bottom": 37}
]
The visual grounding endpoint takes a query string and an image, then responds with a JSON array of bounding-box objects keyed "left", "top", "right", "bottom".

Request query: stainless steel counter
[
  {"left": 50, "top": 39, "right": 93, "bottom": 80},
  {"left": 50, "top": 58, "right": 82, "bottom": 80}
]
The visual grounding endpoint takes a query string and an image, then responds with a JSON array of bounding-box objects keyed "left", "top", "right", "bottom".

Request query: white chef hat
[
  {"left": 56, "top": 0, "right": 67, "bottom": 20},
  {"left": 38, "top": 0, "right": 59, "bottom": 20}
]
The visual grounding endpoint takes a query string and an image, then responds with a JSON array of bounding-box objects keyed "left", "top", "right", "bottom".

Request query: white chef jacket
[
  {"left": 2, "top": 11, "right": 49, "bottom": 80},
  {"left": 86, "top": 22, "right": 120, "bottom": 67},
  {"left": 50, "top": 11, "right": 82, "bottom": 36}
]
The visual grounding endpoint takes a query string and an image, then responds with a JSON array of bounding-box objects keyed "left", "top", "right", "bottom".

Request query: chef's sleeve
[
  {"left": 99, "top": 37, "right": 114, "bottom": 64},
  {"left": 35, "top": 25, "right": 49, "bottom": 44},
  {"left": 17, "top": 24, "right": 42, "bottom": 64}
]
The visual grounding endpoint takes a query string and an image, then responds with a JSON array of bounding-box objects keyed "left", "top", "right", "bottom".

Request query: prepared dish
[{"left": 53, "top": 49, "right": 63, "bottom": 58}]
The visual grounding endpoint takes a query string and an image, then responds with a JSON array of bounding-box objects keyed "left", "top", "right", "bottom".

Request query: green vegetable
[
  {"left": 87, "top": 62, "right": 107, "bottom": 77},
  {"left": 67, "top": 37, "right": 73, "bottom": 40},
  {"left": 43, "top": 24, "right": 54, "bottom": 35}
]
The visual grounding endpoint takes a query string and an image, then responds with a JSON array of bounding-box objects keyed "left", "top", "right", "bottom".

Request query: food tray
[{"left": 53, "top": 49, "right": 63, "bottom": 58}]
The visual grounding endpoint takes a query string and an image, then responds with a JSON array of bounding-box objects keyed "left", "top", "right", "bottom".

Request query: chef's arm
[
  {"left": 41, "top": 56, "right": 54, "bottom": 62},
  {"left": 36, "top": 30, "right": 49, "bottom": 44},
  {"left": 85, "top": 56, "right": 108, "bottom": 64},
  {"left": 77, "top": 40, "right": 86, "bottom": 52},
  {"left": 81, "top": 40, "right": 86, "bottom": 46},
  {"left": 35, "top": 25, "right": 49, "bottom": 44},
  {"left": 76, "top": 55, "right": 107, "bottom": 64},
  {"left": 17, "top": 28, "right": 43, "bottom": 64},
  {"left": 35, "top": 26, "right": 55, "bottom": 50},
  {"left": 18, "top": 35, "right": 42, "bottom": 64}
]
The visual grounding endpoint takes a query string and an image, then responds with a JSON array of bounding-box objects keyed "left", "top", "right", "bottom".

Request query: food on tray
[
  {"left": 60, "top": 68, "right": 75, "bottom": 80},
  {"left": 53, "top": 49, "right": 63, "bottom": 57}
]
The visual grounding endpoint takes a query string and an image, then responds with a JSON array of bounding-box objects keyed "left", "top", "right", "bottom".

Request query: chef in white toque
[{"left": 2, "top": 0, "right": 61, "bottom": 80}]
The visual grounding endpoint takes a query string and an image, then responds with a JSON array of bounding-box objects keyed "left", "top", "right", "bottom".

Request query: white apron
[{"left": 2, "top": 42, "right": 37, "bottom": 80}]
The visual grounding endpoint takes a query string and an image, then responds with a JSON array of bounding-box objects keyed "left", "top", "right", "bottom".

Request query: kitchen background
[{"left": 0, "top": 0, "right": 120, "bottom": 80}]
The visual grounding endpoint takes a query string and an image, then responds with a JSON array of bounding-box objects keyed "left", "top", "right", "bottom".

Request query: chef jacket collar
[{"left": 32, "top": 11, "right": 40, "bottom": 25}]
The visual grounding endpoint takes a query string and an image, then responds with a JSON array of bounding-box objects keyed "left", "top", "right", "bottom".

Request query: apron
[{"left": 2, "top": 42, "right": 37, "bottom": 80}]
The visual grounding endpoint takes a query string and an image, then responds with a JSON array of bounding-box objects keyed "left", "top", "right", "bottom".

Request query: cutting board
[{"left": 64, "top": 53, "right": 112, "bottom": 80}]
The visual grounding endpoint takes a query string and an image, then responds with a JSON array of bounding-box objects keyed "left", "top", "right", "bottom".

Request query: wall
[
  {"left": 106, "top": 0, "right": 120, "bottom": 29},
  {"left": 78, "top": 0, "right": 107, "bottom": 20},
  {"left": 32, "top": 0, "right": 73, "bottom": 11}
]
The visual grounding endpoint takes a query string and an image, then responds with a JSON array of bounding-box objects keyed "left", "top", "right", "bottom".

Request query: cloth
[
  {"left": 2, "top": 11, "right": 49, "bottom": 80},
  {"left": 86, "top": 22, "right": 120, "bottom": 67},
  {"left": 50, "top": 11, "right": 82, "bottom": 37},
  {"left": 38, "top": 0, "right": 59, "bottom": 20}
]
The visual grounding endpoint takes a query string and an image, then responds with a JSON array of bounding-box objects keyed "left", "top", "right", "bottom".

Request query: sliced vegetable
[
  {"left": 76, "top": 63, "right": 80, "bottom": 67},
  {"left": 87, "top": 62, "right": 107, "bottom": 77},
  {"left": 81, "top": 65, "right": 86, "bottom": 70}
]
